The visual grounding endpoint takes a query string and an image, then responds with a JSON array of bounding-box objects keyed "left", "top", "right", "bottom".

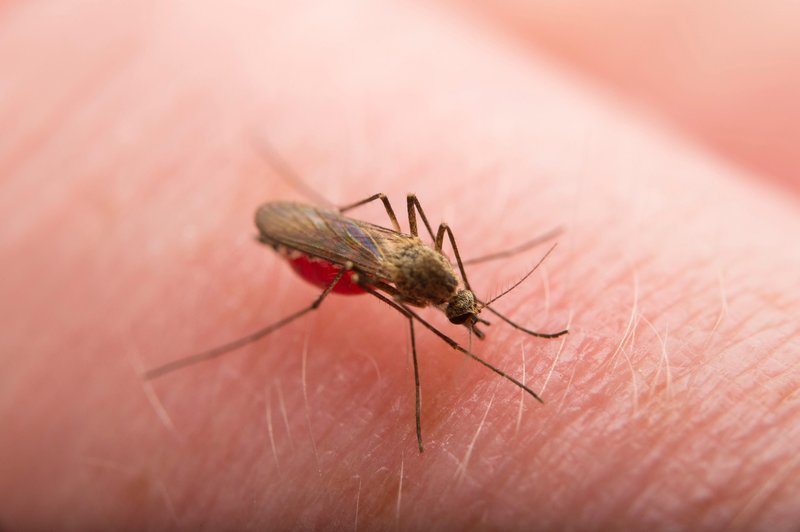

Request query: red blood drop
[{"left": 287, "top": 255, "right": 365, "bottom": 295}]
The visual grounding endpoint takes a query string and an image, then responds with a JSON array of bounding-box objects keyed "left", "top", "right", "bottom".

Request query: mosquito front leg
[
  {"left": 144, "top": 266, "right": 350, "bottom": 380},
  {"left": 475, "top": 243, "right": 569, "bottom": 339},
  {"left": 364, "top": 287, "right": 543, "bottom": 401},
  {"left": 477, "top": 304, "right": 568, "bottom": 338},
  {"left": 338, "top": 193, "right": 401, "bottom": 233}
]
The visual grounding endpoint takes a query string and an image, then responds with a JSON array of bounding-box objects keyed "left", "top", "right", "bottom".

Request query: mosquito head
[
  {"left": 445, "top": 289, "right": 480, "bottom": 324},
  {"left": 446, "top": 289, "right": 491, "bottom": 339}
]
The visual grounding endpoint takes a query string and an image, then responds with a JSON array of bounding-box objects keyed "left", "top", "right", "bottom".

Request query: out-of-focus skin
[
  {"left": 459, "top": 0, "right": 800, "bottom": 193},
  {"left": 1, "top": 2, "right": 798, "bottom": 529}
]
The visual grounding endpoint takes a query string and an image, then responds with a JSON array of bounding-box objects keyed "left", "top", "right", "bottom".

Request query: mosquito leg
[
  {"left": 363, "top": 287, "right": 544, "bottom": 404},
  {"left": 409, "top": 317, "right": 423, "bottom": 453},
  {"left": 338, "top": 193, "right": 401, "bottom": 233},
  {"left": 435, "top": 223, "right": 473, "bottom": 291},
  {"left": 144, "top": 267, "right": 349, "bottom": 380},
  {"left": 462, "top": 226, "right": 564, "bottom": 266},
  {"left": 251, "top": 135, "right": 336, "bottom": 208},
  {"left": 478, "top": 303, "right": 568, "bottom": 338},
  {"left": 348, "top": 284, "right": 424, "bottom": 451},
  {"left": 405, "top": 194, "right": 436, "bottom": 241},
  {"left": 472, "top": 243, "right": 569, "bottom": 338}
]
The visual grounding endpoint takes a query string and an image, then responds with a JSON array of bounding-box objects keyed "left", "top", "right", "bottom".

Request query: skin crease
[{"left": 1, "top": 1, "right": 799, "bottom": 530}]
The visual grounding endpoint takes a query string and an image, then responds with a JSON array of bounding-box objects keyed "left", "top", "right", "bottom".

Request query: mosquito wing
[{"left": 255, "top": 201, "right": 410, "bottom": 280}]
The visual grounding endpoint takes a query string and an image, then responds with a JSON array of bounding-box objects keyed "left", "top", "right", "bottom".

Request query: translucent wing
[{"left": 255, "top": 202, "right": 411, "bottom": 281}]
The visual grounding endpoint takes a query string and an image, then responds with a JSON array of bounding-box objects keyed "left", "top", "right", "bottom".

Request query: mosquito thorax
[{"left": 388, "top": 241, "right": 459, "bottom": 307}]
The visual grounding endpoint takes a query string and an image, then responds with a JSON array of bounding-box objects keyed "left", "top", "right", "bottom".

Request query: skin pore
[{"left": 1, "top": 2, "right": 799, "bottom": 529}]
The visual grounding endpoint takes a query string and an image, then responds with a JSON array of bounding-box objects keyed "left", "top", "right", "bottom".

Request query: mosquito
[{"left": 145, "top": 144, "right": 568, "bottom": 453}]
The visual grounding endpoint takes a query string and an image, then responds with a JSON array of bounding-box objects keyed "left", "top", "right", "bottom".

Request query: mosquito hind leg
[
  {"left": 251, "top": 135, "right": 336, "bottom": 208},
  {"left": 144, "top": 267, "right": 349, "bottom": 380}
]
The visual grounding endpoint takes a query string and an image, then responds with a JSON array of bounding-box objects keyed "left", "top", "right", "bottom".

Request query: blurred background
[
  {"left": 4, "top": 0, "right": 799, "bottom": 192},
  {"left": 458, "top": 0, "right": 800, "bottom": 194}
]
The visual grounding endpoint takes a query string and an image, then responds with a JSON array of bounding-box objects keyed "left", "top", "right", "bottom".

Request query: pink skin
[
  {"left": 2, "top": 2, "right": 799, "bottom": 530},
  {"left": 460, "top": 0, "right": 800, "bottom": 193}
]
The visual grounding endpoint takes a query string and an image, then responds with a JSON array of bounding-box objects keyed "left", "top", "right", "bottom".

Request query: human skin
[
  {"left": 1, "top": 2, "right": 799, "bottom": 530},
  {"left": 458, "top": 0, "right": 800, "bottom": 193}
]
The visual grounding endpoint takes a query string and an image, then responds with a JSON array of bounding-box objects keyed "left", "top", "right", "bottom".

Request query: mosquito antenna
[
  {"left": 480, "top": 243, "right": 558, "bottom": 308},
  {"left": 250, "top": 134, "right": 336, "bottom": 208},
  {"left": 463, "top": 226, "right": 563, "bottom": 266}
]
